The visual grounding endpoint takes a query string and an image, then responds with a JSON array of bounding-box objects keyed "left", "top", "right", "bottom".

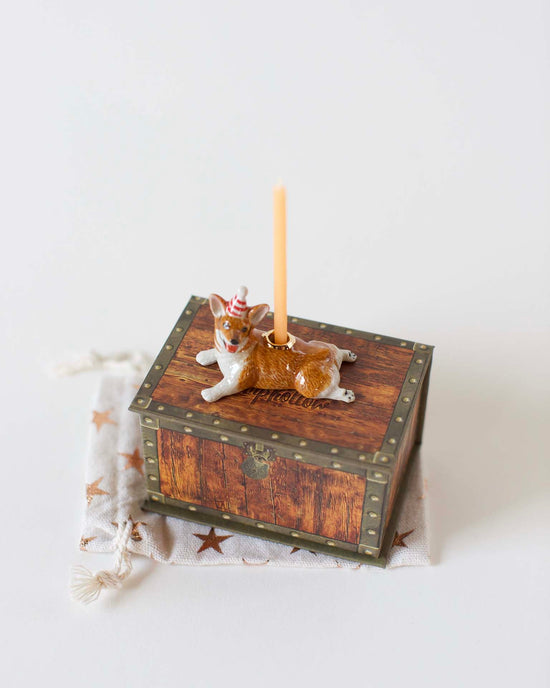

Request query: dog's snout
[{"left": 230, "top": 338, "right": 239, "bottom": 346}]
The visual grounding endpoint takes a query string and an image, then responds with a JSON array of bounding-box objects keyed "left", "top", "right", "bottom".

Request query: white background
[{"left": 1, "top": 2, "right": 549, "bottom": 686}]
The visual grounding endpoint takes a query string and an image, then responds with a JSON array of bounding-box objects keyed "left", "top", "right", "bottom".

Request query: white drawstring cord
[{"left": 71, "top": 520, "right": 134, "bottom": 604}]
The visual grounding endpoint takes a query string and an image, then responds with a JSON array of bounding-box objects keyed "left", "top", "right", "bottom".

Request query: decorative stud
[
  {"left": 358, "top": 454, "right": 367, "bottom": 461},
  {"left": 184, "top": 426, "right": 192, "bottom": 433},
  {"left": 220, "top": 435, "right": 229, "bottom": 442},
  {"left": 395, "top": 416, "right": 403, "bottom": 423},
  {"left": 137, "top": 398, "right": 144, "bottom": 405},
  {"left": 154, "top": 364, "right": 162, "bottom": 370},
  {"left": 186, "top": 412, "right": 193, "bottom": 418},
  {"left": 146, "top": 457, "right": 155, "bottom": 464},
  {"left": 419, "top": 344, "right": 427, "bottom": 350},
  {"left": 145, "top": 440, "right": 154, "bottom": 447},
  {"left": 151, "top": 495, "right": 159, "bottom": 502},
  {"left": 400, "top": 341, "right": 407, "bottom": 347},
  {"left": 271, "top": 433, "right": 279, "bottom": 439},
  {"left": 331, "top": 461, "right": 342, "bottom": 468},
  {"left": 374, "top": 335, "right": 382, "bottom": 341},
  {"left": 188, "top": 505, "right": 197, "bottom": 511},
  {"left": 363, "top": 549, "right": 373, "bottom": 556},
  {"left": 293, "top": 453, "right": 303, "bottom": 460},
  {"left": 380, "top": 456, "right": 389, "bottom": 463},
  {"left": 157, "top": 405, "right": 165, "bottom": 411},
  {"left": 213, "top": 419, "right": 221, "bottom": 425},
  {"left": 415, "top": 358, "right": 424, "bottom": 365},
  {"left": 148, "top": 474, "right": 158, "bottom": 482},
  {"left": 291, "top": 317, "right": 298, "bottom": 323},
  {"left": 367, "top": 529, "right": 377, "bottom": 535},
  {"left": 345, "top": 329, "right": 353, "bottom": 335},
  {"left": 256, "top": 523, "right": 265, "bottom": 528},
  {"left": 175, "top": 326, "right": 183, "bottom": 333},
  {"left": 222, "top": 514, "right": 230, "bottom": 520},
  {"left": 240, "top": 426, "right": 248, "bottom": 432},
  {"left": 319, "top": 323, "right": 327, "bottom": 329},
  {"left": 144, "top": 382, "right": 151, "bottom": 389},
  {"left": 369, "top": 495, "right": 380, "bottom": 502},
  {"left": 326, "top": 540, "right": 336, "bottom": 546},
  {"left": 144, "top": 417, "right": 154, "bottom": 424},
  {"left": 299, "top": 440, "right": 307, "bottom": 447},
  {"left": 290, "top": 531, "right": 299, "bottom": 538},
  {"left": 374, "top": 472, "right": 383, "bottom": 479},
  {"left": 388, "top": 438, "right": 396, "bottom": 445},
  {"left": 403, "top": 396, "right": 411, "bottom": 403},
  {"left": 185, "top": 309, "right": 193, "bottom": 315},
  {"left": 368, "top": 511, "right": 379, "bottom": 518},
  {"left": 330, "top": 447, "right": 339, "bottom": 454},
  {"left": 409, "top": 377, "right": 418, "bottom": 384}
]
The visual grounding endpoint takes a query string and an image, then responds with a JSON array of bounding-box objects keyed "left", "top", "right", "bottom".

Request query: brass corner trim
[
  {"left": 373, "top": 451, "right": 395, "bottom": 466},
  {"left": 140, "top": 415, "right": 160, "bottom": 430},
  {"left": 413, "top": 342, "right": 435, "bottom": 353}
]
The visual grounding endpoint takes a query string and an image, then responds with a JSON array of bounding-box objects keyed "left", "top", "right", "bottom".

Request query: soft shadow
[{"left": 103, "top": 557, "right": 156, "bottom": 609}]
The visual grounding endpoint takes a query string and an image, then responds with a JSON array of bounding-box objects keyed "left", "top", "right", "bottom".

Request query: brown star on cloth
[
  {"left": 119, "top": 448, "right": 144, "bottom": 475},
  {"left": 392, "top": 529, "right": 415, "bottom": 548},
  {"left": 86, "top": 477, "right": 109, "bottom": 505},
  {"left": 193, "top": 528, "right": 233, "bottom": 554},
  {"left": 112, "top": 519, "right": 147, "bottom": 542},
  {"left": 91, "top": 409, "right": 116, "bottom": 432},
  {"left": 80, "top": 536, "right": 97, "bottom": 550},
  {"left": 290, "top": 547, "right": 317, "bottom": 555}
]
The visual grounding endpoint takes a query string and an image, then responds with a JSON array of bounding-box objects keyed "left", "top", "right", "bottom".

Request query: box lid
[{"left": 129, "top": 296, "right": 433, "bottom": 467}]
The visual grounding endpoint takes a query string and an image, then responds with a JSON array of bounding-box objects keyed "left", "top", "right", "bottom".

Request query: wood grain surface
[
  {"left": 152, "top": 305, "right": 413, "bottom": 453},
  {"left": 158, "top": 428, "right": 366, "bottom": 543}
]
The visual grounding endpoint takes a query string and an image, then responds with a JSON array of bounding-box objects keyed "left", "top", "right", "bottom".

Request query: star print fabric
[{"left": 79, "top": 374, "right": 430, "bottom": 569}]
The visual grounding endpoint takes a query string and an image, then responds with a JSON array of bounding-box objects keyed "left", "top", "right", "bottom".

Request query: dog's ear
[
  {"left": 248, "top": 303, "right": 269, "bottom": 326},
  {"left": 209, "top": 293, "right": 227, "bottom": 319}
]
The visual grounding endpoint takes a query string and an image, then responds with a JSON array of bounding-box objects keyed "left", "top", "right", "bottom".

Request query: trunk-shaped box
[{"left": 129, "top": 296, "right": 433, "bottom": 566}]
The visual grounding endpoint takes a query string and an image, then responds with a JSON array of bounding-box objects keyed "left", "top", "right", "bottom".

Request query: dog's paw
[
  {"left": 201, "top": 387, "right": 218, "bottom": 402},
  {"left": 343, "top": 389, "right": 355, "bottom": 403},
  {"left": 196, "top": 350, "right": 215, "bottom": 366}
]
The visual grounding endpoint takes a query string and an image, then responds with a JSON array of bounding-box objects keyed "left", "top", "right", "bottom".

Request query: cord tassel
[{"left": 71, "top": 520, "right": 133, "bottom": 604}]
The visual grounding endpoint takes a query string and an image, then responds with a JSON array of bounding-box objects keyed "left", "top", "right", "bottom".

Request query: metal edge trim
[
  {"left": 358, "top": 467, "right": 390, "bottom": 553},
  {"left": 140, "top": 425, "right": 160, "bottom": 491},
  {"left": 145, "top": 402, "right": 377, "bottom": 467},
  {"left": 142, "top": 498, "right": 387, "bottom": 567},
  {"left": 144, "top": 415, "right": 371, "bottom": 477},
  {"left": 379, "top": 346, "right": 433, "bottom": 456},
  {"left": 129, "top": 295, "right": 206, "bottom": 413}
]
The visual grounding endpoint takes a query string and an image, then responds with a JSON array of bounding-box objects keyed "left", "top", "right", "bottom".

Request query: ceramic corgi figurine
[{"left": 196, "top": 286, "right": 357, "bottom": 403}]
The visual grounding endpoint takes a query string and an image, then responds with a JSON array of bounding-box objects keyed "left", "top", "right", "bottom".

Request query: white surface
[{"left": 1, "top": 2, "right": 549, "bottom": 686}]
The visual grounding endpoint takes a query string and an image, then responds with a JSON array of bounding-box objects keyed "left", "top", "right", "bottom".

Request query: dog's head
[{"left": 209, "top": 290, "right": 269, "bottom": 354}]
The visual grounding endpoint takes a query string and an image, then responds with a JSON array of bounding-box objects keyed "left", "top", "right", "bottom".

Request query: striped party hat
[{"left": 226, "top": 286, "right": 249, "bottom": 318}]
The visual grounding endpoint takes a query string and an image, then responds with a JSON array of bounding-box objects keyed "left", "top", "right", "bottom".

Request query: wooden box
[{"left": 129, "top": 296, "right": 433, "bottom": 566}]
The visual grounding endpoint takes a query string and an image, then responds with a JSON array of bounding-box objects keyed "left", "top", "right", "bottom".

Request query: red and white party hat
[{"left": 226, "top": 286, "right": 248, "bottom": 318}]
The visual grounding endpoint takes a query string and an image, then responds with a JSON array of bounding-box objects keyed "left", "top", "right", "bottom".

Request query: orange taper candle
[{"left": 273, "top": 184, "right": 287, "bottom": 345}]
